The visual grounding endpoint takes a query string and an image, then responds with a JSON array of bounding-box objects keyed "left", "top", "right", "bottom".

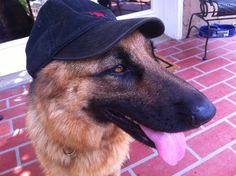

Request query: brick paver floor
[{"left": 0, "top": 35, "right": 236, "bottom": 176}]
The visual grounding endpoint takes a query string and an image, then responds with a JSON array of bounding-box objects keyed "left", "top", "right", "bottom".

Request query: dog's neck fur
[{"left": 27, "top": 102, "right": 131, "bottom": 176}]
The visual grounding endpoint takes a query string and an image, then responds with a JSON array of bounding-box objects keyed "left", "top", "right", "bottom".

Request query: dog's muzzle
[{"left": 190, "top": 99, "right": 216, "bottom": 127}]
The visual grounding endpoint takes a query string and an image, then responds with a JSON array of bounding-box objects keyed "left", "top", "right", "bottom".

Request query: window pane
[
  {"left": 0, "top": 0, "right": 34, "bottom": 44},
  {"left": 97, "top": 0, "right": 151, "bottom": 16}
]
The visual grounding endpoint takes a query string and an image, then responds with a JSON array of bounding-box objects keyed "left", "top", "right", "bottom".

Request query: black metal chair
[
  {"left": 186, "top": 0, "right": 236, "bottom": 60},
  {"left": 109, "top": 0, "right": 150, "bottom": 15}
]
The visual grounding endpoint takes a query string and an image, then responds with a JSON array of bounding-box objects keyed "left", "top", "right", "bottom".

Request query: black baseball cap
[{"left": 26, "top": 0, "right": 165, "bottom": 78}]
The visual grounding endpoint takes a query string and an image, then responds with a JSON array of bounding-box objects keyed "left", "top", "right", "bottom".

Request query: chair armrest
[{"left": 200, "top": 0, "right": 213, "bottom": 6}]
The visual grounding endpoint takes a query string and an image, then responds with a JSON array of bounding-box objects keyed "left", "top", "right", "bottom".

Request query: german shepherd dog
[{"left": 26, "top": 31, "right": 216, "bottom": 176}]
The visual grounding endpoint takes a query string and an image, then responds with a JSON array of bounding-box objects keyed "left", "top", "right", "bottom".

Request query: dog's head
[
  {"left": 33, "top": 31, "right": 215, "bottom": 165},
  {"left": 86, "top": 32, "right": 215, "bottom": 135}
]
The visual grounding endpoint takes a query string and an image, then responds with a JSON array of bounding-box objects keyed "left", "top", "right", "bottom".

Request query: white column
[{"left": 153, "top": 0, "right": 184, "bottom": 40}]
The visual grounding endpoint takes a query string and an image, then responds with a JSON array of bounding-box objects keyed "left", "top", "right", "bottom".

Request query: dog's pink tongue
[{"left": 141, "top": 126, "right": 186, "bottom": 166}]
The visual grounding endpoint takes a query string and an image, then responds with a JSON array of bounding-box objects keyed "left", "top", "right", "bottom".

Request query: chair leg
[
  {"left": 202, "top": 21, "right": 210, "bottom": 60},
  {"left": 108, "top": 0, "right": 112, "bottom": 8},
  {"left": 186, "top": 13, "right": 197, "bottom": 38},
  {"left": 140, "top": 1, "right": 144, "bottom": 10},
  {"left": 203, "top": 36, "right": 209, "bottom": 60},
  {"left": 186, "top": 12, "right": 210, "bottom": 60},
  {"left": 116, "top": 0, "right": 122, "bottom": 15}
]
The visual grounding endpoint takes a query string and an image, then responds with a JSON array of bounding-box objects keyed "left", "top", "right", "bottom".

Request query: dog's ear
[
  {"left": 134, "top": 32, "right": 157, "bottom": 62},
  {"left": 34, "top": 61, "right": 70, "bottom": 99}
]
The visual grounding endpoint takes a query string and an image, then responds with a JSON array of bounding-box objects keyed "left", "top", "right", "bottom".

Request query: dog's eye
[{"left": 112, "top": 65, "right": 126, "bottom": 73}]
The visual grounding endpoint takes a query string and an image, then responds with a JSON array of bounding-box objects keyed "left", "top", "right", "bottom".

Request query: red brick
[
  {"left": 215, "top": 99, "right": 236, "bottom": 119},
  {"left": 19, "top": 143, "right": 37, "bottom": 164},
  {"left": 153, "top": 53, "right": 177, "bottom": 64},
  {"left": 206, "top": 100, "right": 236, "bottom": 126},
  {"left": 0, "top": 86, "right": 24, "bottom": 100},
  {"left": 175, "top": 39, "right": 202, "bottom": 50},
  {"left": 24, "top": 83, "right": 31, "bottom": 91},
  {"left": 161, "top": 56, "right": 176, "bottom": 63},
  {"left": 121, "top": 171, "right": 132, "bottom": 176},
  {"left": 188, "top": 122, "right": 236, "bottom": 157},
  {"left": 224, "top": 42, "right": 236, "bottom": 50},
  {"left": 195, "top": 69, "right": 234, "bottom": 87},
  {"left": 176, "top": 57, "right": 202, "bottom": 70},
  {"left": 224, "top": 51, "right": 236, "bottom": 61},
  {"left": 176, "top": 68, "right": 202, "bottom": 80},
  {"left": 0, "top": 104, "right": 26, "bottom": 120},
  {"left": 228, "top": 115, "right": 236, "bottom": 125},
  {"left": 9, "top": 94, "right": 27, "bottom": 107},
  {"left": 182, "top": 149, "right": 236, "bottom": 176},
  {"left": 202, "top": 83, "right": 235, "bottom": 102},
  {"left": 196, "top": 58, "right": 230, "bottom": 72},
  {"left": 181, "top": 36, "right": 199, "bottom": 43},
  {"left": 123, "top": 141, "right": 154, "bottom": 168},
  {"left": 12, "top": 116, "right": 26, "bottom": 130},
  {"left": 229, "top": 94, "right": 236, "bottom": 103},
  {"left": 2, "top": 161, "right": 43, "bottom": 176},
  {"left": 188, "top": 80, "right": 204, "bottom": 90},
  {"left": 206, "top": 48, "right": 229, "bottom": 59},
  {"left": 173, "top": 48, "right": 202, "bottom": 60},
  {"left": 157, "top": 47, "right": 180, "bottom": 57},
  {"left": 133, "top": 150, "right": 197, "bottom": 176},
  {"left": 232, "top": 143, "right": 236, "bottom": 151},
  {"left": 155, "top": 40, "right": 179, "bottom": 50},
  {"left": 0, "top": 100, "right": 7, "bottom": 110},
  {"left": 0, "top": 129, "right": 30, "bottom": 151},
  {"left": 0, "top": 121, "right": 11, "bottom": 136},
  {"left": 227, "top": 77, "right": 236, "bottom": 87},
  {"left": 0, "top": 150, "right": 17, "bottom": 173},
  {"left": 184, "top": 127, "right": 202, "bottom": 137},
  {"left": 206, "top": 39, "right": 226, "bottom": 50},
  {"left": 226, "top": 63, "right": 236, "bottom": 73}
]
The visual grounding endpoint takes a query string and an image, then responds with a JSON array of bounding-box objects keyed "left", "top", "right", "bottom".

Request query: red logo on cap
[{"left": 90, "top": 12, "right": 105, "bottom": 17}]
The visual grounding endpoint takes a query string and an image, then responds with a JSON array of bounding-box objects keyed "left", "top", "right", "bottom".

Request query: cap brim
[{"left": 54, "top": 17, "right": 164, "bottom": 60}]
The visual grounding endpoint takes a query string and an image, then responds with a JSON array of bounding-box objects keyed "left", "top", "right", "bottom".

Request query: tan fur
[{"left": 26, "top": 31, "right": 159, "bottom": 176}]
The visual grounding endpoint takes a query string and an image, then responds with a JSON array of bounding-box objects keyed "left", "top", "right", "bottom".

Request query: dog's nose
[{"left": 190, "top": 99, "right": 216, "bottom": 127}]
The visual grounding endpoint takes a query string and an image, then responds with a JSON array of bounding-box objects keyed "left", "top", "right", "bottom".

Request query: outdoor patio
[{"left": 0, "top": 33, "right": 236, "bottom": 176}]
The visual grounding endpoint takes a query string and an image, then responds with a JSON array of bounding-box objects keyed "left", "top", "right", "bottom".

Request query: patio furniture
[
  {"left": 109, "top": 0, "right": 150, "bottom": 15},
  {"left": 186, "top": 0, "right": 236, "bottom": 60}
]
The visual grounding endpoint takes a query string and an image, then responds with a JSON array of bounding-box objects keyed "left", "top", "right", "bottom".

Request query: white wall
[
  {"left": 0, "top": 38, "right": 28, "bottom": 77},
  {"left": 155, "top": 0, "right": 184, "bottom": 40}
]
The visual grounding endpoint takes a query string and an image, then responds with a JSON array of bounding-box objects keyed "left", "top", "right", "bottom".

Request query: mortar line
[
  {"left": 225, "top": 119, "right": 236, "bottom": 128},
  {"left": 186, "top": 146, "right": 202, "bottom": 160},
  {"left": 224, "top": 82, "right": 236, "bottom": 89},
  {"left": 0, "top": 141, "right": 32, "bottom": 155},
  {"left": 186, "top": 112, "right": 236, "bottom": 141},
  {"left": 0, "top": 113, "right": 26, "bottom": 124},
  {"left": 225, "top": 97, "right": 236, "bottom": 105},
  {"left": 174, "top": 140, "right": 236, "bottom": 176},
  {"left": 121, "top": 152, "right": 157, "bottom": 173},
  {"left": 15, "top": 148, "right": 21, "bottom": 166},
  {"left": 0, "top": 159, "right": 38, "bottom": 175},
  {"left": 128, "top": 169, "right": 137, "bottom": 176},
  {"left": 212, "top": 92, "right": 236, "bottom": 104},
  {"left": 175, "top": 54, "right": 234, "bottom": 73}
]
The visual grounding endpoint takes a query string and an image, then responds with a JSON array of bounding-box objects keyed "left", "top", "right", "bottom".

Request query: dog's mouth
[{"left": 105, "top": 110, "right": 186, "bottom": 166}]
